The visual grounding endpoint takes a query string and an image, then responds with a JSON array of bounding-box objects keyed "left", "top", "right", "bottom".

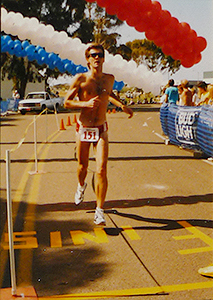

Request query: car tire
[
  {"left": 20, "top": 110, "right": 26, "bottom": 115},
  {"left": 55, "top": 103, "right": 59, "bottom": 113},
  {"left": 41, "top": 104, "right": 46, "bottom": 112}
]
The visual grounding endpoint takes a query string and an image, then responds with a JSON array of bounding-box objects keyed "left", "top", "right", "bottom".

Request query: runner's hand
[
  {"left": 86, "top": 96, "right": 100, "bottom": 108},
  {"left": 122, "top": 105, "right": 133, "bottom": 118}
]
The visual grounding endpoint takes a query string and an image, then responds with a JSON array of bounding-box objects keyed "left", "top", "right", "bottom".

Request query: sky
[{"left": 115, "top": 0, "right": 213, "bottom": 84}]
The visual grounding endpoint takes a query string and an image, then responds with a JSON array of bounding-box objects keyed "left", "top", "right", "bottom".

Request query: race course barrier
[{"left": 160, "top": 103, "right": 213, "bottom": 157}]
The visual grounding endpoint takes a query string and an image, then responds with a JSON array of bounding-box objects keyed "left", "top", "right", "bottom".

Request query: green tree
[
  {"left": 126, "top": 39, "right": 181, "bottom": 74},
  {"left": 1, "top": 53, "right": 52, "bottom": 98}
]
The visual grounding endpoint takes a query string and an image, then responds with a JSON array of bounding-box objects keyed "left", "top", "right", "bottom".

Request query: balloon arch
[{"left": 1, "top": 1, "right": 207, "bottom": 93}]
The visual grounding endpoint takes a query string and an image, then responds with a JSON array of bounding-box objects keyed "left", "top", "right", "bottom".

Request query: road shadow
[
  {"left": 102, "top": 209, "right": 213, "bottom": 233},
  {"left": 36, "top": 193, "right": 213, "bottom": 213}
]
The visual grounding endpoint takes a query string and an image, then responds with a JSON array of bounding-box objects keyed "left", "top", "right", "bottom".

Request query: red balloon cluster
[{"left": 86, "top": 0, "right": 207, "bottom": 68}]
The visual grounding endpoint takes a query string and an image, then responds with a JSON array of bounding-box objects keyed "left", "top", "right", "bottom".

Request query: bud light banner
[
  {"left": 175, "top": 107, "right": 201, "bottom": 146},
  {"left": 160, "top": 104, "right": 213, "bottom": 157}
]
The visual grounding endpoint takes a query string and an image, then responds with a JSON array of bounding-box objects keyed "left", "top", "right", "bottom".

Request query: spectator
[
  {"left": 178, "top": 84, "right": 184, "bottom": 106},
  {"left": 12, "top": 89, "right": 20, "bottom": 111},
  {"left": 207, "top": 84, "right": 213, "bottom": 105},
  {"left": 179, "top": 79, "right": 194, "bottom": 106},
  {"left": 196, "top": 81, "right": 210, "bottom": 106},
  {"left": 191, "top": 86, "right": 200, "bottom": 106},
  {"left": 165, "top": 79, "right": 179, "bottom": 104}
]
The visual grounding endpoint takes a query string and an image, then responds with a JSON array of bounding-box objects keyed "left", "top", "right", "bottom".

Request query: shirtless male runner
[{"left": 64, "top": 43, "right": 133, "bottom": 225}]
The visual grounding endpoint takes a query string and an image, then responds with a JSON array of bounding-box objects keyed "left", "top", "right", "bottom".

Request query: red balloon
[
  {"left": 161, "top": 43, "right": 175, "bottom": 56},
  {"left": 145, "top": 29, "right": 160, "bottom": 41},
  {"left": 181, "top": 60, "right": 194, "bottom": 68},
  {"left": 138, "top": 0, "right": 152, "bottom": 12},
  {"left": 96, "top": 0, "right": 108, "bottom": 6},
  {"left": 161, "top": 17, "right": 179, "bottom": 42},
  {"left": 181, "top": 53, "right": 196, "bottom": 68},
  {"left": 135, "top": 21, "right": 149, "bottom": 33},
  {"left": 105, "top": 1, "right": 119, "bottom": 15},
  {"left": 116, "top": 8, "right": 128, "bottom": 21},
  {"left": 153, "top": 36, "right": 164, "bottom": 47},
  {"left": 158, "top": 10, "right": 172, "bottom": 27},
  {"left": 179, "top": 22, "right": 191, "bottom": 38},
  {"left": 152, "top": 1, "right": 162, "bottom": 12},
  {"left": 196, "top": 36, "right": 207, "bottom": 52},
  {"left": 187, "top": 29, "right": 197, "bottom": 44},
  {"left": 194, "top": 52, "right": 202, "bottom": 64}
]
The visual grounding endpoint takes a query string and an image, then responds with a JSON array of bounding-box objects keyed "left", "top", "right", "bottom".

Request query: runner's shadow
[{"left": 103, "top": 209, "right": 213, "bottom": 235}]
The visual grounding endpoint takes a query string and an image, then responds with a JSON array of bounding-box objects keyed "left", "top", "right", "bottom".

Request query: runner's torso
[{"left": 77, "top": 73, "right": 114, "bottom": 126}]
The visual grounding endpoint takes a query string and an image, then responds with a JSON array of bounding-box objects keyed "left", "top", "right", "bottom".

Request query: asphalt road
[{"left": 0, "top": 105, "right": 213, "bottom": 300}]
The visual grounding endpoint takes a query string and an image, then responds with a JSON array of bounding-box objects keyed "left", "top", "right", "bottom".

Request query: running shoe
[
  {"left": 94, "top": 207, "right": 106, "bottom": 225},
  {"left": 75, "top": 182, "right": 87, "bottom": 205}
]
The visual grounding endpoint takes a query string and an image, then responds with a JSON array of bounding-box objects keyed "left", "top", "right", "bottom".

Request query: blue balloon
[
  {"left": 14, "top": 42, "right": 22, "bottom": 53},
  {"left": 57, "top": 64, "right": 65, "bottom": 73},
  {"left": 117, "top": 81, "right": 124, "bottom": 91},
  {"left": 71, "top": 66, "right": 77, "bottom": 76},
  {"left": 22, "top": 40, "right": 30, "bottom": 48},
  {"left": 17, "top": 49, "right": 26, "bottom": 57},
  {"left": 35, "top": 45, "right": 43, "bottom": 52},
  {"left": 25, "top": 45, "right": 35, "bottom": 55},
  {"left": 1, "top": 43, "right": 8, "bottom": 52},
  {"left": 48, "top": 52, "right": 58, "bottom": 62},
  {"left": 48, "top": 61, "right": 55, "bottom": 69},
  {"left": 76, "top": 65, "right": 85, "bottom": 73},
  {"left": 38, "top": 48, "right": 46, "bottom": 57},
  {"left": 1, "top": 35, "right": 11, "bottom": 44},
  {"left": 27, "top": 54, "right": 35, "bottom": 61}
]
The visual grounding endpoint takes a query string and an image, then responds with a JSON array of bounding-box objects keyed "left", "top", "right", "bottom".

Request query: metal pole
[
  {"left": 45, "top": 108, "right": 48, "bottom": 143},
  {"left": 54, "top": 105, "right": 60, "bottom": 131},
  {"left": 6, "top": 150, "right": 17, "bottom": 296},
  {"left": 34, "top": 115, "right": 38, "bottom": 173}
]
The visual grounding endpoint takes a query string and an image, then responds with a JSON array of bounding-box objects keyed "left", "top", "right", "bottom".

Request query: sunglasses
[{"left": 89, "top": 52, "right": 104, "bottom": 58}]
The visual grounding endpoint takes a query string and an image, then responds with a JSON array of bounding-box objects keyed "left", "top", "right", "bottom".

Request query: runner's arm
[{"left": 109, "top": 92, "right": 133, "bottom": 118}]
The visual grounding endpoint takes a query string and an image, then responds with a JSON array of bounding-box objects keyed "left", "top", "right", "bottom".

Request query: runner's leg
[
  {"left": 94, "top": 132, "right": 108, "bottom": 209},
  {"left": 76, "top": 134, "right": 90, "bottom": 186}
]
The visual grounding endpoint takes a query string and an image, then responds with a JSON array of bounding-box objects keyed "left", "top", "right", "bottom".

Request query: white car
[{"left": 18, "top": 92, "right": 63, "bottom": 115}]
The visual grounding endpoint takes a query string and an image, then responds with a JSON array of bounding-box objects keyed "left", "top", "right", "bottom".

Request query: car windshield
[{"left": 26, "top": 93, "right": 45, "bottom": 99}]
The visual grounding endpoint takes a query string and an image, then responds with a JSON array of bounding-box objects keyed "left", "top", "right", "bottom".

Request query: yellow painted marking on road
[
  {"left": 70, "top": 228, "right": 109, "bottom": 245},
  {"left": 122, "top": 225, "right": 141, "bottom": 240},
  {"left": 50, "top": 231, "right": 62, "bottom": 248},
  {"left": 3, "top": 231, "right": 38, "bottom": 250},
  {"left": 173, "top": 221, "right": 213, "bottom": 255},
  {"left": 39, "top": 281, "right": 213, "bottom": 299},
  {"left": 178, "top": 246, "right": 213, "bottom": 255},
  {"left": 17, "top": 131, "right": 62, "bottom": 286}
]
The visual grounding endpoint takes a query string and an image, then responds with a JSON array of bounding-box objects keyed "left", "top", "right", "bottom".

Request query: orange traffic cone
[
  {"left": 66, "top": 115, "right": 72, "bottom": 126},
  {"left": 108, "top": 109, "right": 111, "bottom": 114},
  {"left": 60, "top": 118, "right": 66, "bottom": 130},
  {"left": 73, "top": 114, "right": 77, "bottom": 124},
  {"left": 112, "top": 108, "right": 116, "bottom": 113}
]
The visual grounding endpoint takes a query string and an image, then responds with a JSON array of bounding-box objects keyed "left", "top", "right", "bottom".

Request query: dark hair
[
  {"left": 85, "top": 43, "right": 105, "bottom": 59},
  {"left": 197, "top": 81, "right": 207, "bottom": 90},
  {"left": 168, "top": 79, "right": 174, "bottom": 86}
]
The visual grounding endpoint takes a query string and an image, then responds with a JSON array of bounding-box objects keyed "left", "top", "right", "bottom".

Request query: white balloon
[
  {"left": 30, "top": 23, "right": 46, "bottom": 45},
  {"left": 1, "top": 12, "right": 16, "bottom": 34},
  {"left": 1, "top": 7, "right": 8, "bottom": 19},
  {"left": 29, "top": 17, "right": 39, "bottom": 27},
  {"left": 57, "top": 31, "right": 68, "bottom": 42}
]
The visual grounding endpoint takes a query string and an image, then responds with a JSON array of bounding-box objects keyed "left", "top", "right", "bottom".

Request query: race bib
[{"left": 80, "top": 127, "right": 99, "bottom": 142}]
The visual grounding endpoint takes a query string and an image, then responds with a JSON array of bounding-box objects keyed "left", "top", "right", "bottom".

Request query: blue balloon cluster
[{"left": 1, "top": 34, "right": 125, "bottom": 91}]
